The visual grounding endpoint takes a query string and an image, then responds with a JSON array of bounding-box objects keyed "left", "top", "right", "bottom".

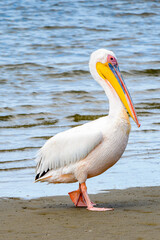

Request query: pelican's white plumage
[
  {"left": 35, "top": 49, "right": 140, "bottom": 211},
  {"left": 36, "top": 125, "right": 103, "bottom": 176}
]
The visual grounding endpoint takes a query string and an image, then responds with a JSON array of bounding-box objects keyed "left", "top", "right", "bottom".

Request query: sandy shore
[{"left": 0, "top": 186, "right": 160, "bottom": 240}]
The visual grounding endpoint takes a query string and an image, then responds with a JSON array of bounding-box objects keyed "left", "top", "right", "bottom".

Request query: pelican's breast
[{"left": 82, "top": 115, "right": 131, "bottom": 179}]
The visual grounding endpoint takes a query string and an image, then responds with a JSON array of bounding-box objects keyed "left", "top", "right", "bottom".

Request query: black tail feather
[{"left": 35, "top": 169, "right": 50, "bottom": 180}]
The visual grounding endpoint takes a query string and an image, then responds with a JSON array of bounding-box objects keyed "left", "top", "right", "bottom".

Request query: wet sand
[{"left": 0, "top": 186, "right": 160, "bottom": 240}]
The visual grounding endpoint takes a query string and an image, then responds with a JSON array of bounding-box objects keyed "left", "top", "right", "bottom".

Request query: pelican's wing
[{"left": 35, "top": 125, "right": 103, "bottom": 178}]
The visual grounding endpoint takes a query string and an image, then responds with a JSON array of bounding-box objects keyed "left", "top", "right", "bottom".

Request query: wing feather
[{"left": 35, "top": 125, "right": 103, "bottom": 178}]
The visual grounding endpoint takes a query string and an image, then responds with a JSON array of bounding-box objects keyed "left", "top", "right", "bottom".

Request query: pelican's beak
[{"left": 96, "top": 62, "right": 140, "bottom": 127}]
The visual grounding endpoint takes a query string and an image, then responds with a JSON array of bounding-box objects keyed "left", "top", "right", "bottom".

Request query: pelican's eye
[{"left": 107, "top": 55, "right": 118, "bottom": 66}]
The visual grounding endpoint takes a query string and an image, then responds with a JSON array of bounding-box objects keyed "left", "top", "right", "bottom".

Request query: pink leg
[
  {"left": 68, "top": 184, "right": 96, "bottom": 207},
  {"left": 68, "top": 189, "right": 86, "bottom": 207},
  {"left": 80, "top": 182, "right": 114, "bottom": 211}
]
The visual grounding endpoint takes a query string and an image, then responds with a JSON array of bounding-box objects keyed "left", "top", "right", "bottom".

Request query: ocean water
[{"left": 0, "top": 0, "right": 160, "bottom": 198}]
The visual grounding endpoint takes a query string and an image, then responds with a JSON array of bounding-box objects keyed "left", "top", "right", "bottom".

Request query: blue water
[{"left": 0, "top": 0, "right": 160, "bottom": 198}]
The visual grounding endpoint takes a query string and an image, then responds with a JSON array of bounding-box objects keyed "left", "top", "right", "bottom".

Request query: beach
[{"left": 1, "top": 186, "right": 160, "bottom": 240}]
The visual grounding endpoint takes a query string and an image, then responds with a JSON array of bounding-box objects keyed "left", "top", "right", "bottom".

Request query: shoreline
[{"left": 1, "top": 186, "right": 160, "bottom": 240}]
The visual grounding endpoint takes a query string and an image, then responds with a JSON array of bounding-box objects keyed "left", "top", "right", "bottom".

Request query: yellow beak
[{"left": 96, "top": 62, "right": 140, "bottom": 127}]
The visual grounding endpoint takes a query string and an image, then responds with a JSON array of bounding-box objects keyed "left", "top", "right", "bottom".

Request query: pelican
[{"left": 35, "top": 49, "right": 140, "bottom": 211}]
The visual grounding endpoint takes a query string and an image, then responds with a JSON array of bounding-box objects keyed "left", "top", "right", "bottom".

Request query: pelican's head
[{"left": 89, "top": 49, "right": 140, "bottom": 127}]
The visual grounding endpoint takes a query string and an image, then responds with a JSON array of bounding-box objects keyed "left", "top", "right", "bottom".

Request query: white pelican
[{"left": 35, "top": 49, "right": 140, "bottom": 211}]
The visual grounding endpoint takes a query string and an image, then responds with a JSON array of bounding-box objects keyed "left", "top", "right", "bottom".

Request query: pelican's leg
[
  {"left": 68, "top": 184, "right": 87, "bottom": 207},
  {"left": 80, "top": 182, "right": 114, "bottom": 211},
  {"left": 68, "top": 184, "right": 96, "bottom": 207}
]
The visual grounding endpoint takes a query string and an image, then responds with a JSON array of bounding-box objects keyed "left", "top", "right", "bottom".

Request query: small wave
[
  {"left": 31, "top": 136, "right": 51, "bottom": 142},
  {"left": 153, "top": 122, "right": 160, "bottom": 126},
  {"left": 85, "top": 27, "right": 110, "bottom": 32},
  {"left": 40, "top": 25, "right": 78, "bottom": 30},
  {"left": 62, "top": 90, "right": 88, "bottom": 95},
  {"left": 67, "top": 114, "right": 106, "bottom": 122},
  {"left": 131, "top": 69, "right": 160, "bottom": 76},
  {"left": 0, "top": 112, "right": 52, "bottom": 121},
  {"left": 141, "top": 129, "right": 158, "bottom": 133},
  {"left": 0, "top": 147, "right": 38, "bottom": 153},
  {"left": 0, "top": 62, "right": 40, "bottom": 68},
  {"left": 0, "top": 158, "right": 33, "bottom": 164},
  {"left": 116, "top": 12, "right": 156, "bottom": 17},
  {"left": 146, "top": 89, "right": 160, "bottom": 93},
  {"left": 0, "top": 166, "right": 34, "bottom": 172},
  {"left": 0, "top": 119, "right": 58, "bottom": 129},
  {"left": 0, "top": 63, "right": 54, "bottom": 71},
  {"left": 43, "top": 69, "right": 89, "bottom": 78},
  {"left": 132, "top": 111, "right": 154, "bottom": 116},
  {"left": 136, "top": 107, "right": 159, "bottom": 116},
  {"left": 0, "top": 115, "right": 13, "bottom": 121},
  {"left": 138, "top": 102, "right": 160, "bottom": 110}
]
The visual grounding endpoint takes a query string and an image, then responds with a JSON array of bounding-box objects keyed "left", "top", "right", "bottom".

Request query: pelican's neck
[{"left": 101, "top": 80, "right": 129, "bottom": 121}]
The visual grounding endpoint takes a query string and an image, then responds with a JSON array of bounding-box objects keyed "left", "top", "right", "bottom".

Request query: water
[{"left": 0, "top": 0, "right": 160, "bottom": 199}]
